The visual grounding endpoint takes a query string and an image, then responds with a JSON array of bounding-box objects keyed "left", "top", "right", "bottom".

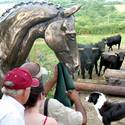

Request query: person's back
[
  {"left": 0, "top": 94, "right": 25, "bottom": 125},
  {"left": 25, "top": 110, "right": 57, "bottom": 125},
  {"left": 24, "top": 76, "right": 57, "bottom": 125},
  {"left": 40, "top": 97, "right": 84, "bottom": 125},
  {"left": 0, "top": 67, "right": 39, "bottom": 125}
]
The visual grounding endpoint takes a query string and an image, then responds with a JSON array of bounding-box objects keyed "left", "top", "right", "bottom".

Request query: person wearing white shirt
[
  {"left": 40, "top": 92, "right": 84, "bottom": 125},
  {"left": 0, "top": 67, "right": 39, "bottom": 125}
]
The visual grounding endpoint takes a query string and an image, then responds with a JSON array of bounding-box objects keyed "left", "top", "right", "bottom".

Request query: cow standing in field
[
  {"left": 78, "top": 46, "right": 94, "bottom": 79},
  {"left": 93, "top": 40, "right": 106, "bottom": 75},
  {"left": 104, "top": 34, "right": 121, "bottom": 51},
  {"left": 98, "top": 52, "right": 125, "bottom": 76},
  {"left": 78, "top": 40, "right": 106, "bottom": 79}
]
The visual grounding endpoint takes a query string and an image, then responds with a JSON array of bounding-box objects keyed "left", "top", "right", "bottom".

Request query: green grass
[
  {"left": 29, "top": 38, "right": 59, "bottom": 97},
  {"left": 29, "top": 38, "right": 59, "bottom": 80},
  {"left": 77, "top": 33, "right": 125, "bottom": 44}
]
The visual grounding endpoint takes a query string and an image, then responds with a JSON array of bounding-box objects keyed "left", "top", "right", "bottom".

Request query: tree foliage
[
  {"left": 1, "top": 0, "right": 125, "bottom": 34},
  {"left": 48, "top": 0, "right": 125, "bottom": 34}
]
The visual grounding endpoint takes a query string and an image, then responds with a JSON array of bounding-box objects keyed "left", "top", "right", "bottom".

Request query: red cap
[{"left": 3, "top": 67, "right": 39, "bottom": 90}]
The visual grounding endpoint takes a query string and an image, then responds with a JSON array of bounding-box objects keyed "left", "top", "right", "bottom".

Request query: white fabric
[
  {"left": 40, "top": 67, "right": 48, "bottom": 75},
  {"left": 0, "top": 94, "right": 25, "bottom": 125},
  {"left": 35, "top": 67, "right": 48, "bottom": 78},
  {"left": 41, "top": 98, "right": 83, "bottom": 125}
]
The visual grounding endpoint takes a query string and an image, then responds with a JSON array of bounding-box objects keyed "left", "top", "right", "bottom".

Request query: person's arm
[
  {"left": 67, "top": 90, "right": 87, "bottom": 125},
  {"left": 44, "top": 65, "right": 58, "bottom": 96}
]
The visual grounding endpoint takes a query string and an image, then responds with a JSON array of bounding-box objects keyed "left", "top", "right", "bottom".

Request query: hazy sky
[
  {"left": 106, "top": 0, "right": 124, "bottom": 1},
  {"left": 0, "top": 0, "right": 47, "bottom": 3},
  {"left": 0, "top": 0, "right": 124, "bottom": 4},
  {"left": 0, "top": 0, "right": 48, "bottom": 14}
]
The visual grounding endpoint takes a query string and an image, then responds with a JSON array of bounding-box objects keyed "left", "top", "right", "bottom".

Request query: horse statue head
[{"left": 0, "top": 2, "right": 80, "bottom": 78}]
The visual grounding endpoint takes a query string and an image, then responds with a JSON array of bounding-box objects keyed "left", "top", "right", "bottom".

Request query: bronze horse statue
[{"left": 0, "top": 2, "right": 80, "bottom": 80}]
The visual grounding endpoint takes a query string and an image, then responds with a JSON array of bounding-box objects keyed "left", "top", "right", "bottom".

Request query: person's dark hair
[{"left": 24, "top": 81, "right": 44, "bottom": 107}]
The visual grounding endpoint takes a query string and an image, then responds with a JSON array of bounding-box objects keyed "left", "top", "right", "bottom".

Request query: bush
[{"left": 76, "top": 21, "right": 125, "bottom": 34}]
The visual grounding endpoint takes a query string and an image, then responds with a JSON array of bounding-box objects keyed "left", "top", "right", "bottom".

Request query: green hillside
[{"left": 1, "top": 0, "right": 125, "bottom": 34}]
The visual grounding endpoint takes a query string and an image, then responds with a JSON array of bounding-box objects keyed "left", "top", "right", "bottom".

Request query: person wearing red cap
[
  {"left": 0, "top": 67, "right": 39, "bottom": 125},
  {"left": 21, "top": 62, "right": 87, "bottom": 125}
]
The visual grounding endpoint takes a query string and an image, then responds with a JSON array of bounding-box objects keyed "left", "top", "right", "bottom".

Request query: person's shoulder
[
  {"left": 48, "top": 98, "right": 63, "bottom": 106},
  {"left": 47, "top": 99, "right": 83, "bottom": 125},
  {"left": 46, "top": 117, "right": 57, "bottom": 125},
  {"left": 48, "top": 98, "right": 79, "bottom": 114},
  {"left": 0, "top": 100, "right": 13, "bottom": 114}
]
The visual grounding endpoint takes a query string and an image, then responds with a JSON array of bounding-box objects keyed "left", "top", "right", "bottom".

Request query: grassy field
[
  {"left": 77, "top": 33, "right": 125, "bottom": 44},
  {"left": 29, "top": 38, "right": 59, "bottom": 80}
]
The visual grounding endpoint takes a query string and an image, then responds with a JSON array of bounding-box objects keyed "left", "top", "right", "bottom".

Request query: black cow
[
  {"left": 103, "top": 34, "right": 121, "bottom": 51},
  {"left": 78, "top": 40, "right": 106, "bottom": 79},
  {"left": 78, "top": 46, "right": 94, "bottom": 79},
  {"left": 98, "top": 52, "right": 125, "bottom": 76},
  {"left": 93, "top": 40, "right": 106, "bottom": 75}
]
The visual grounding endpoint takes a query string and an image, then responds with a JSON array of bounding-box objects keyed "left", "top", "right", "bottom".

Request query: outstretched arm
[
  {"left": 44, "top": 65, "right": 58, "bottom": 96},
  {"left": 67, "top": 90, "right": 87, "bottom": 125}
]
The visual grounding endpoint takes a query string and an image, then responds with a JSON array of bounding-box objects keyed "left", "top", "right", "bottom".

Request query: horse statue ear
[{"left": 63, "top": 5, "right": 81, "bottom": 17}]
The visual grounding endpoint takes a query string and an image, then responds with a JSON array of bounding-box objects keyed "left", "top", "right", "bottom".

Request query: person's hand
[{"left": 67, "top": 89, "right": 80, "bottom": 102}]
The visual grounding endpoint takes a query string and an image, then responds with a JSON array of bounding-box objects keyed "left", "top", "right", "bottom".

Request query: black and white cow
[{"left": 86, "top": 92, "right": 125, "bottom": 125}]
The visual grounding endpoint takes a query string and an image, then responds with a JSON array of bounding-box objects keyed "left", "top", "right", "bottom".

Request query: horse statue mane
[{"left": 0, "top": 2, "right": 80, "bottom": 79}]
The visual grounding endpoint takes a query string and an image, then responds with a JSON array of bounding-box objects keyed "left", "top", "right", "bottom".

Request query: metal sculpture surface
[{"left": 0, "top": 2, "right": 80, "bottom": 78}]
